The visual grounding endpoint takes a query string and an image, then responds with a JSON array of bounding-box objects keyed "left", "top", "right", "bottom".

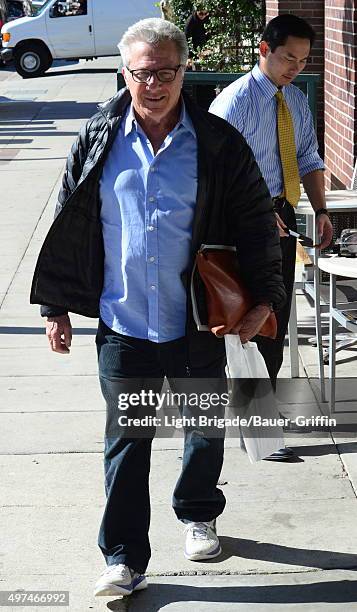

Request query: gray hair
[{"left": 118, "top": 18, "right": 189, "bottom": 67}]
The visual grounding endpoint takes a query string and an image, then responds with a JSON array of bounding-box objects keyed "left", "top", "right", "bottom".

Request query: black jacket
[{"left": 30, "top": 89, "right": 286, "bottom": 366}]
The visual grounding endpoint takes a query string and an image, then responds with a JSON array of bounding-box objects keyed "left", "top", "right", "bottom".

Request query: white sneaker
[
  {"left": 184, "top": 520, "right": 222, "bottom": 561},
  {"left": 93, "top": 563, "right": 147, "bottom": 597}
]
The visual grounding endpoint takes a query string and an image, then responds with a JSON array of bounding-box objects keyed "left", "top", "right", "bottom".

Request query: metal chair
[
  {"left": 313, "top": 160, "right": 357, "bottom": 369},
  {"left": 295, "top": 167, "right": 357, "bottom": 401}
]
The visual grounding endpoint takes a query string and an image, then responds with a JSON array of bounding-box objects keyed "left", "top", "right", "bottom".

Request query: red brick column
[
  {"left": 265, "top": 1, "right": 325, "bottom": 151},
  {"left": 324, "top": 1, "right": 357, "bottom": 188}
]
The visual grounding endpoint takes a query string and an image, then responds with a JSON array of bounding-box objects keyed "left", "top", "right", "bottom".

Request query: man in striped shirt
[{"left": 210, "top": 14, "right": 333, "bottom": 460}]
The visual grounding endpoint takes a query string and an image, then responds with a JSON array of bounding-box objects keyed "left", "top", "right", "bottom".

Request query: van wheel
[{"left": 14, "top": 44, "right": 52, "bottom": 78}]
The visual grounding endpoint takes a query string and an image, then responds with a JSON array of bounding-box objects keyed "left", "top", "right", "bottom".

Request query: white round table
[{"left": 318, "top": 257, "right": 357, "bottom": 279}]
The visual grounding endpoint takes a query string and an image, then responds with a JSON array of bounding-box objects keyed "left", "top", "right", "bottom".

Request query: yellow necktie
[{"left": 275, "top": 90, "right": 301, "bottom": 207}]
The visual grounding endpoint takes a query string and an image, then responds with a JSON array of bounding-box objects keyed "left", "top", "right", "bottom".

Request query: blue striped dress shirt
[
  {"left": 99, "top": 101, "right": 197, "bottom": 343},
  {"left": 209, "top": 63, "right": 324, "bottom": 198}
]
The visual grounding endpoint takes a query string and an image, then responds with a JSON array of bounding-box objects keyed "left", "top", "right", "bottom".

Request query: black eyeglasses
[{"left": 126, "top": 65, "right": 183, "bottom": 83}]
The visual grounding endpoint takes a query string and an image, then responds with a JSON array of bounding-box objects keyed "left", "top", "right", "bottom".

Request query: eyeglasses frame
[{"left": 125, "top": 65, "right": 183, "bottom": 83}]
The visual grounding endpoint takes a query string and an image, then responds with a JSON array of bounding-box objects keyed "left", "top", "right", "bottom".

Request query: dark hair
[{"left": 262, "top": 14, "right": 315, "bottom": 51}]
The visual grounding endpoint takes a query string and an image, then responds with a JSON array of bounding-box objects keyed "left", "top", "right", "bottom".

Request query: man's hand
[
  {"left": 46, "top": 314, "right": 72, "bottom": 354},
  {"left": 235, "top": 304, "right": 271, "bottom": 343},
  {"left": 301, "top": 170, "right": 333, "bottom": 250},
  {"left": 275, "top": 212, "right": 289, "bottom": 238},
  {"left": 211, "top": 304, "right": 271, "bottom": 343},
  {"left": 316, "top": 214, "right": 333, "bottom": 250}
]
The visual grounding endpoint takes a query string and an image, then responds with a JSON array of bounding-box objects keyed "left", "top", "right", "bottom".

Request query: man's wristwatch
[{"left": 315, "top": 208, "right": 330, "bottom": 218}]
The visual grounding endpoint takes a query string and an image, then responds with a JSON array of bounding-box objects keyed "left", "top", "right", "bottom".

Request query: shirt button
[
  {"left": 147, "top": 225, "right": 155, "bottom": 231},
  {"left": 150, "top": 167, "right": 156, "bottom": 172},
  {"left": 148, "top": 256, "right": 155, "bottom": 263},
  {"left": 150, "top": 285, "right": 156, "bottom": 290},
  {"left": 149, "top": 196, "right": 155, "bottom": 202}
]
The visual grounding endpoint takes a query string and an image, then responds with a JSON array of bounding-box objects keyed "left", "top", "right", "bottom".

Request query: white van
[{"left": 1, "top": 0, "right": 160, "bottom": 78}]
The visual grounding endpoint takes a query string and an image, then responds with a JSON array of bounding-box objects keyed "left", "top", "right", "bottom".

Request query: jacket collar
[
  {"left": 98, "top": 87, "right": 131, "bottom": 120},
  {"left": 98, "top": 87, "right": 227, "bottom": 157}
]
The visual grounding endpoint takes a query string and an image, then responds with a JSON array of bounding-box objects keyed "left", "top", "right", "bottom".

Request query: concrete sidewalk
[{"left": 1, "top": 58, "right": 357, "bottom": 611}]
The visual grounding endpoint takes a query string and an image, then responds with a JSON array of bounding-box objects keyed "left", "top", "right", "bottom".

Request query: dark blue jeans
[{"left": 96, "top": 319, "right": 226, "bottom": 574}]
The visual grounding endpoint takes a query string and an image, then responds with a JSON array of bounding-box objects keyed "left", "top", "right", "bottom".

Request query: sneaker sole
[
  {"left": 94, "top": 576, "right": 148, "bottom": 597},
  {"left": 184, "top": 544, "right": 222, "bottom": 561}
]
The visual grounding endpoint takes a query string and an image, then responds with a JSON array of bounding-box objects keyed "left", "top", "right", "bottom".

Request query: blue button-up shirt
[
  {"left": 99, "top": 101, "right": 197, "bottom": 343},
  {"left": 210, "top": 63, "right": 324, "bottom": 198}
]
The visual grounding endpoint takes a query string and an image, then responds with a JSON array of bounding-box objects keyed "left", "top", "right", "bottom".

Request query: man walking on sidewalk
[
  {"left": 210, "top": 14, "right": 333, "bottom": 460},
  {"left": 31, "top": 18, "right": 285, "bottom": 597}
]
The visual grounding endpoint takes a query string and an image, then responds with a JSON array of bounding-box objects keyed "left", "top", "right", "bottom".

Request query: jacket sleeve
[
  {"left": 224, "top": 131, "right": 286, "bottom": 311},
  {"left": 40, "top": 118, "right": 95, "bottom": 318},
  {"left": 53, "top": 117, "right": 94, "bottom": 219}
]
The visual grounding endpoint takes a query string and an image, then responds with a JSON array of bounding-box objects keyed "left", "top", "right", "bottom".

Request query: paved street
[{"left": 1, "top": 58, "right": 357, "bottom": 611}]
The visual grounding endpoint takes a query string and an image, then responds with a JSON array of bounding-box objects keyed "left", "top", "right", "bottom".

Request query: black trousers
[{"left": 254, "top": 202, "right": 297, "bottom": 390}]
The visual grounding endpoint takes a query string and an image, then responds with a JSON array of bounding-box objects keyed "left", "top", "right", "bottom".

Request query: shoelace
[
  {"left": 184, "top": 522, "right": 213, "bottom": 540},
  {"left": 102, "top": 564, "right": 130, "bottom": 577}
]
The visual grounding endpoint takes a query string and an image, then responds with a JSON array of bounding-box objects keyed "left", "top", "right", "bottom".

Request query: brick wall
[
  {"left": 265, "top": 1, "right": 325, "bottom": 152},
  {"left": 324, "top": 0, "right": 357, "bottom": 188}
]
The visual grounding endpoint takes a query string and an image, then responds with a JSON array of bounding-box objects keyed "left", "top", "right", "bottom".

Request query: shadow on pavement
[
  {"left": 289, "top": 443, "right": 338, "bottom": 456},
  {"left": 0, "top": 100, "right": 100, "bottom": 120},
  {"left": 332, "top": 353, "right": 357, "bottom": 366},
  {"left": 0, "top": 138, "right": 33, "bottom": 144},
  {"left": 218, "top": 537, "right": 357, "bottom": 570},
  {"left": 293, "top": 442, "right": 357, "bottom": 455},
  {"left": 44, "top": 67, "right": 118, "bottom": 77},
  {"left": 105, "top": 578, "right": 357, "bottom": 610},
  {"left": 0, "top": 65, "right": 16, "bottom": 73},
  {"left": 0, "top": 120, "right": 55, "bottom": 124},
  {"left": 0, "top": 130, "right": 78, "bottom": 137}
]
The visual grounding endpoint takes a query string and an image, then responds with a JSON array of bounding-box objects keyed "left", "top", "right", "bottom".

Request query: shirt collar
[
  {"left": 178, "top": 98, "right": 196, "bottom": 138},
  {"left": 252, "top": 63, "right": 286, "bottom": 99},
  {"left": 124, "top": 103, "right": 137, "bottom": 137},
  {"left": 124, "top": 97, "right": 196, "bottom": 139}
]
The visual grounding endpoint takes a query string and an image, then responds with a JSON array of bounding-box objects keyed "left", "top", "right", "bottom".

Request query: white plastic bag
[{"left": 225, "top": 334, "right": 284, "bottom": 462}]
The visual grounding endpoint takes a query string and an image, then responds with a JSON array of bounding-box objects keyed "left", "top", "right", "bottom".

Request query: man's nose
[
  {"left": 295, "top": 60, "right": 305, "bottom": 72},
  {"left": 146, "top": 72, "right": 161, "bottom": 85}
]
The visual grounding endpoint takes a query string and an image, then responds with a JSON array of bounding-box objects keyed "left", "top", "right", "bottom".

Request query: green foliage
[
  {"left": 171, "top": 0, "right": 265, "bottom": 72},
  {"left": 171, "top": 0, "right": 193, "bottom": 30}
]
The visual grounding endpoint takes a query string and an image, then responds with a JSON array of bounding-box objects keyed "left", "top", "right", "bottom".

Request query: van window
[
  {"left": 34, "top": 0, "right": 55, "bottom": 16},
  {"left": 50, "top": 0, "right": 87, "bottom": 17},
  {"left": 7, "top": 1, "right": 25, "bottom": 20}
]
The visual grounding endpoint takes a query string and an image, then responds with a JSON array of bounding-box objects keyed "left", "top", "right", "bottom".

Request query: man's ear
[
  {"left": 259, "top": 41, "right": 270, "bottom": 58},
  {"left": 122, "top": 66, "right": 128, "bottom": 86}
]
